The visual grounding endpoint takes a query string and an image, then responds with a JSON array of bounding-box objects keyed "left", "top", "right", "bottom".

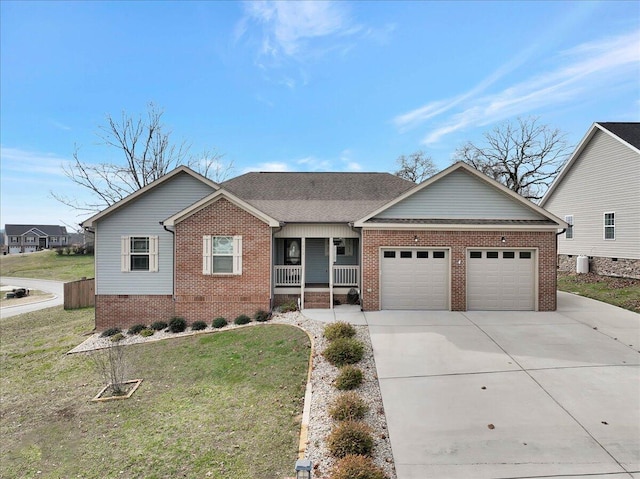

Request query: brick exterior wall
[
  {"left": 95, "top": 294, "right": 174, "bottom": 330},
  {"left": 361, "top": 229, "right": 558, "bottom": 312},
  {"left": 174, "top": 198, "right": 272, "bottom": 322}
]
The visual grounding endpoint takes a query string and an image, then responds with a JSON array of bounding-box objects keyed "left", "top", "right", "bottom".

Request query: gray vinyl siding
[
  {"left": 375, "top": 169, "right": 545, "bottom": 220},
  {"left": 305, "top": 238, "right": 329, "bottom": 283},
  {"left": 544, "top": 130, "right": 640, "bottom": 259},
  {"left": 95, "top": 173, "right": 216, "bottom": 294}
]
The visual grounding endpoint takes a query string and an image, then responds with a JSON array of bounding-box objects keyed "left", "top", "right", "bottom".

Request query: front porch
[{"left": 272, "top": 234, "right": 360, "bottom": 309}]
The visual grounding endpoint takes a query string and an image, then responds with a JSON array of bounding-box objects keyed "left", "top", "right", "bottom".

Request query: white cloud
[
  {"left": 394, "top": 29, "right": 640, "bottom": 145},
  {"left": 242, "top": 1, "right": 355, "bottom": 58},
  {"left": 242, "top": 161, "right": 291, "bottom": 173},
  {"left": 0, "top": 146, "right": 71, "bottom": 176}
]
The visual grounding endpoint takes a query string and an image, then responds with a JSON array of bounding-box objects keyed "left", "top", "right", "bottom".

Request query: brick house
[{"left": 82, "top": 163, "right": 567, "bottom": 330}]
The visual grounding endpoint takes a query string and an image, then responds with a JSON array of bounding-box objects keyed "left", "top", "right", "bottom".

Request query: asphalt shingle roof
[
  {"left": 598, "top": 122, "right": 640, "bottom": 150},
  {"left": 221, "top": 172, "right": 416, "bottom": 222},
  {"left": 4, "top": 224, "right": 68, "bottom": 236}
]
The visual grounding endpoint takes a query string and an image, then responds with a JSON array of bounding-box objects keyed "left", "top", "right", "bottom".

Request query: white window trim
[
  {"left": 121, "top": 236, "right": 158, "bottom": 272},
  {"left": 603, "top": 212, "right": 615, "bottom": 241},
  {"left": 203, "top": 235, "right": 242, "bottom": 275},
  {"left": 564, "top": 215, "right": 574, "bottom": 240}
]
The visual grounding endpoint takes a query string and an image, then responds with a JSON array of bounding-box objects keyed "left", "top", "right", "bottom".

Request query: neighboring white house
[{"left": 541, "top": 122, "right": 640, "bottom": 279}]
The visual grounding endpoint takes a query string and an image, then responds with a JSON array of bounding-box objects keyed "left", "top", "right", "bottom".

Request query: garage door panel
[
  {"left": 467, "top": 250, "right": 535, "bottom": 311},
  {"left": 381, "top": 249, "right": 449, "bottom": 310}
]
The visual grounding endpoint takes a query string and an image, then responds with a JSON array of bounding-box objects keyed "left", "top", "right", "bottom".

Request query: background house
[
  {"left": 3, "top": 224, "right": 70, "bottom": 254},
  {"left": 83, "top": 164, "right": 566, "bottom": 331},
  {"left": 541, "top": 122, "right": 640, "bottom": 279}
]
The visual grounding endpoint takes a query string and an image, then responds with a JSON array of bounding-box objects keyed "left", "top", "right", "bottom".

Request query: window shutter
[
  {"left": 233, "top": 235, "right": 242, "bottom": 275},
  {"left": 121, "top": 236, "right": 130, "bottom": 272},
  {"left": 203, "top": 235, "right": 212, "bottom": 275},
  {"left": 149, "top": 236, "right": 159, "bottom": 272}
]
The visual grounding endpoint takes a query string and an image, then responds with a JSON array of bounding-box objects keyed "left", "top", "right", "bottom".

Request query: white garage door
[
  {"left": 381, "top": 249, "right": 449, "bottom": 310},
  {"left": 467, "top": 250, "right": 535, "bottom": 310}
]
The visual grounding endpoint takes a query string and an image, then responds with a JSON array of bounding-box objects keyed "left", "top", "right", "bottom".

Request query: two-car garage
[{"left": 380, "top": 248, "right": 536, "bottom": 311}]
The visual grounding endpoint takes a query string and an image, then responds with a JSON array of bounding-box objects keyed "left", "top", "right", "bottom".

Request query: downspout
[
  {"left": 349, "top": 222, "right": 364, "bottom": 311},
  {"left": 160, "top": 222, "right": 176, "bottom": 302}
]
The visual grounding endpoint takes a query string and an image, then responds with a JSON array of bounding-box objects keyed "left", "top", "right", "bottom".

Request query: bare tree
[
  {"left": 90, "top": 343, "right": 129, "bottom": 396},
  {"left": 453, "top": 117, "right": 571, "bottom": 201},
  {"left": 394, "top": 150, "right": 437, "bottom": 183},
  {"left": 52, "top": 103, "right": 232, "bottom": 214}
]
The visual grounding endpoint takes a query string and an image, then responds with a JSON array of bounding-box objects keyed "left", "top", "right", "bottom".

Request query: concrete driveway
[{"left": 365, "top": 292, "right": 640, "bottom": 479}]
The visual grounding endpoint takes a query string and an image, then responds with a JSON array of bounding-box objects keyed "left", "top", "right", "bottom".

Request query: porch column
[
  {"left": 329, "top": 237, "right": 334, "bottom": 309},
  {"left": 300, "top": 237, "right": 306, "bottom": 310}
]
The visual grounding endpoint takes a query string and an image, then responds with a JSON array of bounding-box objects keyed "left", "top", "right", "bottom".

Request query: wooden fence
[{"left": 64, "top": 278, "right": 95, "bottom": 309}]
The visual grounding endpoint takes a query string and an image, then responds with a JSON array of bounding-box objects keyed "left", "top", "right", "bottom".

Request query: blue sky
[{"left": 1, "top": 1, "right": 638, "bottom": 230}]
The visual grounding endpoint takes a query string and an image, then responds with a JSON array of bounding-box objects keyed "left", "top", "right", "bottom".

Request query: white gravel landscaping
[{"left": 68, "top": 311, "right": 396, "bottom": 479}]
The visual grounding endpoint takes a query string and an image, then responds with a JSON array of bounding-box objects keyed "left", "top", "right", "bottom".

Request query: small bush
[
  {"left": 254, "top": 309, "right": 270, "bottom": 322},
  {"left": 327, "top": 421, "right": 374, "bottom": 458},
  {"left": 127, "top": 324, "right": 147, "bottom": 335},
  {"left": 234, "top": 314, "right": 251, "bottom": 325},
  {"left": 323, "top": 337, "right": 364, "bottom": 367},
  {"left": 329, "top": 392, "right": 369, "bottom": 421},
  {"left": 168, "top": 317, "right": 187, "bottom": 333},
  {"left": 110, "top": 333, "right": 125, "bottom": 342},
  {"left": 55, "top": 247, "right": 64, "bottom": 256},
  {"left": 212, "top": 317, "right": 228, "bottom": 329},
  {"left": 139, "top": 328, "right": 154, "bottom": 337},
  {"left": 278, "top": 300, "right": 298, "bottom": 313},
  {"left": 330, "top": 454, "right": 388, "bottom": 479},
  {"left": 100, "top": 327, "right": 121, "bottom": 338},
  {"left": 191, "top": 320, "right": 207, "bottom": 331},
  {"left": 335, "top": 365, "right": 364, "bottom": 390},
  {"left": 324, "top": 321, "right": 357, "bottom": 341},
  {"left": 150, "top": 321, "right": 168, "bottom": 331}
]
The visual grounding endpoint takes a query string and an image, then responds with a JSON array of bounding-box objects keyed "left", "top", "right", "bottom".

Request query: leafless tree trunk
[
  {"left": 90, "top": 343, "right": 129, "bottom": 396},
  {"left": 394, "top": 150, "right": 437, "bottom": 183},
  {"left": 453, "top": 117, "right": 572, "bottom": 201},
  {"left": 52, "top": 103, "right": 232, "bottom": 214}
]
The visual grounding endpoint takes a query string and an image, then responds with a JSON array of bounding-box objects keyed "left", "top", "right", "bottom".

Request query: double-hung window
[
  {"left": 121, "top": 236, "right": 158, "bottom": 272},
  {"left": 203, "top": 235, "right": 242, "bottom": 275},
  {"left": 604, "top": 212, "right": 615, "bottom": 240},
  {"left": 564, "top": 215, "right": 574, "bottom": 239}
]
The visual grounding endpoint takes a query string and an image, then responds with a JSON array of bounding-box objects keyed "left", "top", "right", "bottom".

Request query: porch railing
[
  {"left": 333, "top": 265, "right": 359, "bottom": 286},
  {"left": 274, "top": 265, "right": 302, "bottom": 286}
]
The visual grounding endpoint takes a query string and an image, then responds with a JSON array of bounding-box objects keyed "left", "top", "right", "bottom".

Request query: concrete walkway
[{"left": 304, "top": 293, "right": 640, "bottom": 479}]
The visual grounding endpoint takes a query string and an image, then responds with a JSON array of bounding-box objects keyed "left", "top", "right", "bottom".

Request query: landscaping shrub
[
  {"left": 329, "top": 392, "right": 368, "bottom": 421},
  {"left": 323, "top": 337, "right": 364, "bottom": 367},
  {"left": 234, "top": 314, "right": 251, "bottom": 325},
  {"left": 334, "top": 365, "right": 364, "bottom": 390},
  {"left": 55, "top": 247, "right": 64, "bottom": 256},
  {"left": 212, "top": 317, "right": 228, "bottom": 329},
  {"left": 139, "top": 328, "right": 154, "bottom": 337},
  {"left": 168, "top": 317, "right": 187, "bottom": 333},
  {"left": 191, "top": 320, "right": 207, "bottom": 331},
  {"left": 327, "top": 421, "right": 374, "bottom": 458},
  {"left": 150, "top": 321, "right": 168, "bottom": 331},
  {"left": 100, "top": 327, "right": 121, "bottom": 338},
  {"left": 278, "top": 300, "right": 298, "bottom": 313},
  {"left": 254, "top": 309, "right": 270, "bottom": 322},
  {"left": 127, "top": 324, "right": 147, "bottom": 335},
  {"left": 330, "top": 454, "right": 388, "bottom": 479},
  {"left": 110, "top": 333, "right": 125, "bottom": 342},
  {"left": 324, "top": 321, "right": 356, "bottom": 341}
]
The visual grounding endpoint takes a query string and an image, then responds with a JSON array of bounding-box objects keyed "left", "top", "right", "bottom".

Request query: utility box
[{"left": 577, "top": 255, "right": 589, "bottom": 274}]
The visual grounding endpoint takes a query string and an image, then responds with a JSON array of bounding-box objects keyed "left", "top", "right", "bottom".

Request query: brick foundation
[
  {"left": 361, "top": 229, "right": 557, "bottom": 312},
  {"left": 558, "top": 254, "right": 640, "bottom": 279},
  {"left": 95, "top": 294, "right": 174, "bottom": 330}
]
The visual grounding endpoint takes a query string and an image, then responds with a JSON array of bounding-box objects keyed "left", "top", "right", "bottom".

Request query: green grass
[
  {"left": 0, "top": 250, "right": 94, "bottom": 281},
  {"left": 558, "top": 272, "right": 640, "bottom": 314},
  {"left": 1, "top": 306, "right": 311, "bottom": 478}
]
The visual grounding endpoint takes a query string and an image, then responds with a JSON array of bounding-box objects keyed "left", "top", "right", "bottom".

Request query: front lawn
[
  {"left": 558, "top": 272, "right": 640, "bottom": 313},
  {"left": 1, "top": 307, "right": 311, "bottom": 478},
  {"left": 0, "top": 250, "right": 95, "bottom": 282}
]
